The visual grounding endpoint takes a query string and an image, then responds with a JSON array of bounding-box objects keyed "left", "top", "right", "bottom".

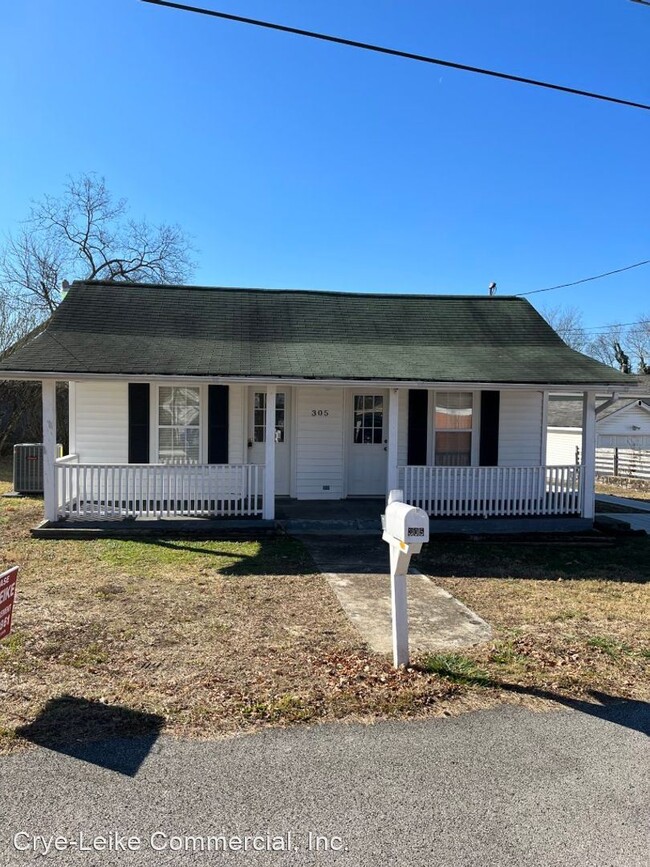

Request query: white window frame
[
  {"left": 151, "top": 383, "right": 207, "bottom": 464},
  {"left": 352, "top": 392, "right": 386, "bottom": 446},
  {"left": 251, "top": 391, "right": 287, "bottom": 444},
  {"left": 429, "top": 390, "right": 480, "bottom": 467}
]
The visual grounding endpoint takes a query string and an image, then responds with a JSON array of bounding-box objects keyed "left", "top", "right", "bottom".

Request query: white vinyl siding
[
  {"left": 598, "top": 403, "right": 650, "bottom": 437},
  {"left": 72, "top": 382, "right": 246, "bottom": 466},
  {"left": 295, "top": 387, "right": 344, "bottom": 499},
  {"left": 547, "top": 429, "right": 582, "bottom": 465},
  {"left": 499, "top": 390, "right": 544, "bottom": 466},
  {"left": 72, "top": 381, "right": 129, "bottom": 464}
]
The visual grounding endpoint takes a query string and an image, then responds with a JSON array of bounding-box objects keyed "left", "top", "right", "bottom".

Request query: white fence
[
  {"left": 595, "top": 448, "right": 650, "bottom": 481},
  {"left": 399, "top": 465, "right": 581, "bottom": 517},
  {"left": 56, "top": 457, "right": 264, "bottom": 519}
]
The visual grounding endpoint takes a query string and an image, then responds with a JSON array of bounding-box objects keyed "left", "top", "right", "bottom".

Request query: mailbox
[
  {"left": 383, "top": 501, "right": 430, "bottom": 548},
  {"left": 381, "top": 491, "right": 430, "bottom": 667}
]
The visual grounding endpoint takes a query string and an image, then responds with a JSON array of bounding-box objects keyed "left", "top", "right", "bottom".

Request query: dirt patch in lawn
[{"left": 1, "top": 457, "right": 648, "bottom": 752}]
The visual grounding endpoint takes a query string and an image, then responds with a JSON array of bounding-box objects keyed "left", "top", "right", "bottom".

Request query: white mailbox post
[{"left": 381, "top": 489, "right": 430, "bottom": 667}]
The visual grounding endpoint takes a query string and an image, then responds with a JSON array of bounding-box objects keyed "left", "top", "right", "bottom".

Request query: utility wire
[
  {"left": 516, "top": 259, "right": 650, "bottom": 297},
  {"left": 141, "top": 0, "right": 650, "bottom": 111},
  {"left": 552, "top": 319, "right": 650, "bottom": 333}
]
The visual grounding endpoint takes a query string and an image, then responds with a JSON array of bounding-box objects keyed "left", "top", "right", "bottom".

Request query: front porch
[
  {"left": 37, "top": 380, "right": 599, "bottom": 530},
  {"left": 35, "top": 488, "right": 592, "bottom": 537}
]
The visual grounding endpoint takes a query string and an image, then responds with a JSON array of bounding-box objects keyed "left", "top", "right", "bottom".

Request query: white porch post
[
  {"left": 42, "top": 379, "right": 58, "bottom": 522},
  {"left": 581, "top": 390, "right": 597, "bottom": 519},
  {"left": 387, "top": 387, "right": 400, "bottom": 493},
  {"left": 263, "top": 384, "right": 276, "bottom": 520}
]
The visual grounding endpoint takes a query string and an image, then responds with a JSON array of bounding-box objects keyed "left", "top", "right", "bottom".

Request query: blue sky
[{"left": 1, "top": 0, "right": 648, "bottom": 330}]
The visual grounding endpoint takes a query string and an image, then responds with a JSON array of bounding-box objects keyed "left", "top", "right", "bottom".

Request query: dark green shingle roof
[{"left": 0, "top": 282, "right": 635, "bottom": 385}]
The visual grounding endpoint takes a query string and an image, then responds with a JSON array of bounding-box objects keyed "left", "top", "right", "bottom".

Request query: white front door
[
  {"left": 348, "top": 391, "right": 388, "bottom": 496},
  {"left": 248, "top": 389, "right": 291, "bottom": 496}
]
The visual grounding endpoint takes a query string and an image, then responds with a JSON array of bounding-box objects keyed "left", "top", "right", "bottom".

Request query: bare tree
[
  {"left": 586, "top": 325, "right": 627, "bottom": 368},
  {"left": 539, "top": 304, "right": 589, "bottom": 352},
  {"left": 613, "top": 341, "right": 632, "bottom": 374},
  {"left": 0, "top": 173, "right": 195, "bottom": 455},
  {"left": 0, "top": 173, "right": 195, "bottom": 317},
  {"left": 0, "top": 233, "right": 65, "bottom": 314},
  {"left": 0, "top": 296, "right": 41, "bottom": 355},
  {"left": 584, "top": 317, "right": 650, "bottom": 373},
  {"left": 627, "top": 315, "right": 650, "bottom": 374}
]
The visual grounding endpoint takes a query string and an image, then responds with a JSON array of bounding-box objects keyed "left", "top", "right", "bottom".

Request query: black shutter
[
  {"left": 128, "top": 383, "right": 150, "bottom": 463},
  {"left": 407, "top": 389, "right": 428, "bottom": 465},
  {"left": 208, "top": 385, "right": 229, "bottom": 464},
  {"left": 479, "top": 390, "right": 500, "bottom": 466}
]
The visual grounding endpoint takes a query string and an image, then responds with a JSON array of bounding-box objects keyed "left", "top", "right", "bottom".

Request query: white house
[{"left": 0, "top": 281, "right": 640, "bottom": 528}]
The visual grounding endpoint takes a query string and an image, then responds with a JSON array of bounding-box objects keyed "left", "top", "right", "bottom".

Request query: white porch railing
[
  {"left": 399, "top": 465, "right": 581, "bottom": 517},
  {"left": 56, "top": 458, "right": 264, "bottom": 520}
]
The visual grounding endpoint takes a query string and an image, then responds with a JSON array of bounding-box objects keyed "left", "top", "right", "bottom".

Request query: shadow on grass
[
  {"left": 132, "top": 536, "right": 320, "bottom": 576},
  {"left": 287, "top": 534, "right": 650, "bottom": 584},
  {"left": 418, "top": 657, "right": 649, "bottom": 737},
  {"left": 15, "top": 695, "right": 164, "bottom": 776},
  {"left": 418, "top": 537, "right": 650, "bottom": 583}
]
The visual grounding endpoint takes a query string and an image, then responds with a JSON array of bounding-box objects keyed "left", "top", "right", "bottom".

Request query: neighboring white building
[
  {"left": 0, "top": 281, "right": 641, "bottom": 527},
  {"left": 547, "top": 395, "right": 650, "bottom": 479}
]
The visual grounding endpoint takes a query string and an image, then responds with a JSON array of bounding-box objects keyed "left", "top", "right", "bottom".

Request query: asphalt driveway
[{"left": 1, "top": 703, "right": 648, "bottom": 867}]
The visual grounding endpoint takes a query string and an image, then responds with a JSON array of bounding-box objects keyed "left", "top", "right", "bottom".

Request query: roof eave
[{"left": 0, "top": 369, "right": 636, "bottom": 391}]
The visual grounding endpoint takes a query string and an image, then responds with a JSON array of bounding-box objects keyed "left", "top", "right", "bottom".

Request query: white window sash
[
  {"left": 152, "top": 384, "right": 205, "bottom": 464},
  {"left": 430, "top": 390, "right": 479, "bottom": 467}
]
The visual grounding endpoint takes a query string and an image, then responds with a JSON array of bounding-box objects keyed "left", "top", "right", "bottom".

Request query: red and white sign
[{"left": 0, "top": 566, "right": 18, "bottom": 641}]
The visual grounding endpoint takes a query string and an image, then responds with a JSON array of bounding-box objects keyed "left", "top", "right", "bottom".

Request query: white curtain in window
[{"left": 158, "top": 386, "right": 200, "bottom": 463}]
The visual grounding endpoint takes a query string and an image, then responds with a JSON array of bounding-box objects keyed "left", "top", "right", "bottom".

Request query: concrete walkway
[
  {"left": 596, "top": 493, "right": 650, "bottom": 533},
  {"left": 596, "top": 493, "right": 650, "bottom": 512},
  {"left": 301, "top": 537, "right": 491, "bottom": 655}
]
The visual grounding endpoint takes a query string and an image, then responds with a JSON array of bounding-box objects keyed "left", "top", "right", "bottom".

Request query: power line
[
  {"left": 553, "top": 319, "right": 650, "bottom": 333},
  {"left": 516, "top": 259, "right": 650, "bottom": 298},
  {"left": 141, "top": 0, "right": 650, "bottom": 112}
]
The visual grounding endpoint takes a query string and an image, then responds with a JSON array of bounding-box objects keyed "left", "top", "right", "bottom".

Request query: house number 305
[{"left": 311, "top": 409, "right": 329, "bottom": 416}]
